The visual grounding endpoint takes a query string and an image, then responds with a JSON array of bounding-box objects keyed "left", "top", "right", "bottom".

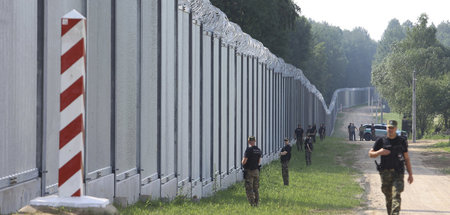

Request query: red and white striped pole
[{"left": 59, "top": 9, "right": 86, "bottom": 197}]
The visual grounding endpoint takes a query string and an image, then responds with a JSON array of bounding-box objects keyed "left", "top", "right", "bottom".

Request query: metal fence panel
[
  {"left": 0, "top": 0, "right": 38, "bottom": 182},
  {"left": 201, "top": 32, "right": 212, "bottom": 181},
  {"left": 220, "top": 44, "right": 227, "bottom": 174},
  {"left": 235, "top": 54, "right": 242, "bottom": 167},
  {"left": 228, "top": 47, "right": 236, "bottom": 171},
  {"left": 212, "top": 36, "right": 220, "bottom": 177},
  {"left": 43, "top": 0, "right": 86, "bottom": 195},
  {"left": 177, "top": 9, "right": 190, "bottom": 184},
  {"left": 140, "top": 0, "right": 158, "bottom": 182},
  {"left": 161, "top": 0, "right": 176, "bottom": 182},
  {"left": 191, "top": 22, "right": 201, "bottom": 182},
  {"left": 115, "top": 0, "right": 138, "bottom": 177},
  {"left": 85, "top": 0, "right": 112, "bottom": 181}
]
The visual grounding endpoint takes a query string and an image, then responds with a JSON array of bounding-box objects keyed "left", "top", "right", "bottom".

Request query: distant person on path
[
  {"left": 371, "top": 123, "right": 376, "bottom": 140},
  {"left": 368, "top": 120, "right": 413, "bottom": 215},
  {"left": 294, "top": 124, "right": 304, "bottom": 151},
  {"left": 304, "top": 136, "right": 313, "bottom": 166},
  {"left": 349, "top": 123, "right": 357, "bottom": 141},
  {"left": 319, "top": 124, "right": 326, "bottom": 141},
  {"left": 307, "top": 125, "right": 314, "bottom": 140},
  {"left": 348, "top": 123, "right": 352, "bottom": 141},
  {"left": 359, "top": 124, "right": 365, "bottom": 141},
  {"left": 280, "top": 138, "right": 292, "bottom": 185},
  {"left": 242, "top": 136, "right": 262, "bottom": 207}
]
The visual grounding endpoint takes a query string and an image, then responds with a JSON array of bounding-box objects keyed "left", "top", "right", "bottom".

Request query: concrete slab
[
  {"left": 30, "top": 195, "right": 109, "bottom": 208},
  {"left": 177, "top": 180, "right": 191, "bottom": 197},
  {"left": 141, "top": 179, "right": 160, "bottom": 200},
  {"left": 236, "top": 169, "right": 244, "bottom": 182},
  {"left": 161, "top": 178, "right": 177, "bottom": 200},
  {"left": 18, "top": 204, "right": 118, "bottom": 215},
  {"left": 191, "top": 180, "right": 202, "bottom": 199},
  {"left": 86, "top": 173, "right": 114, "bottom": 201},
  {"left": 115, "top": 174, "right": 140, "bottom": 206},
  {"left": 220, "top": 172, "right": 236, "bottom": 190},
  {"left": 202, "top": 181, "right": 213, "bottom": 197},
  {"left": 0, "top": 178, "right": 40, "bottom": 214}
]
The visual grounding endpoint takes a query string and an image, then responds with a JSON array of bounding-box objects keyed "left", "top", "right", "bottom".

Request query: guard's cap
[
  {"left": 248, "top": 136, "right": 256, "bottom": 141},
  {"left": 284, "top": 138, "right": 289, "bottom": 141},
  {"left": 387, "top": 120, "right": 398, "bottom": 128}
]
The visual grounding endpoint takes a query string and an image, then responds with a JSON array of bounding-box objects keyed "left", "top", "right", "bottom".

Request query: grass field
[
  {"left": 432, "top": 141, "right": 450, "bottom": 153},
  {"left": 118, "top": 137, "right": 363, "bottom": 215}
]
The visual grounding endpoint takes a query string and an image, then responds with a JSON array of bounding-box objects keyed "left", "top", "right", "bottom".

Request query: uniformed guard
[
  {"left": 294, "top": 124, "right": 304, "bottom": 151},
  {"left": 319, "top": 123, "right": 326, "bottom": 141},
  {"left": 242, "top": 136, "right": 262, "bottom": 206},
  {"left": 312, "top": 124, "right": 317, "bottom": 143},
  {"left": 280, "top": 138, "right": 292, "bottom": 185},
  {"left": 304, "top": 136, "right": 313, "bottom": 166},
  {"left": 359, "top": 124, "right": 365, "bottom": 141},
  {"left": 371, "top": 123, "right": 376, "bottom": 140},
  {"left": 369, "top": 120, "right": 414, "bottom": 215}
]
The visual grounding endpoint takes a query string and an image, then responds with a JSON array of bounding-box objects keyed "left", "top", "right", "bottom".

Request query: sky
[{"left": 293, "top": 0, "right": 450, "bottom": 41}]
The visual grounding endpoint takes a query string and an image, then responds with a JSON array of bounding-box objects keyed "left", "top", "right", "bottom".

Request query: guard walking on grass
[
  {"left": 280, "top": 138, "right": 292, "bottom": 185},
  {"left": 368, "top": 120, "right": 413, "bottom": 215},
  {"left": 294, "top": 124, "right": 304, "bottom": 151},
  {"left": 242, "top": 136, "right": 262, "bottom": 206},
  {"left": 304, "top": 136, "right": 313, "bottom": 166}
]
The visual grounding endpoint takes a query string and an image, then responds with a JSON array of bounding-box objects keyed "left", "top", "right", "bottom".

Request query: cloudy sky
[{"left": 294, "top": 0, "right": 450, "bottom": 41}]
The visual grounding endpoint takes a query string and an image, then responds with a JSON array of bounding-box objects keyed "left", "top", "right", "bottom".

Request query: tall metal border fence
[{"left": 0, "top": 0, "right": 374, "bottom": 213}]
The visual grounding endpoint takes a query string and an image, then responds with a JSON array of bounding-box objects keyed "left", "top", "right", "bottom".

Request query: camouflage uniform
[
  {"left": 245, "top": 169, "right": 260, "bottom": 206},
  {"left": 380, "top": 169, "right": 404, "bottom": 215}
]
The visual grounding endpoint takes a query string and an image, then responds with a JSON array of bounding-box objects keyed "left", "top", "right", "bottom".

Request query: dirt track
[{"left": 338, "top": 106, "right": 450, "bottom": 215}]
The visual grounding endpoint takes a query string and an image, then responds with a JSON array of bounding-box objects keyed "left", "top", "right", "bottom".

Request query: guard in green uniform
[
  {"left": 369, "top": 120, "right": 414, "bottom": 215},
  {"left": 242, "top": 136, "right": 262, "bottom": 206},
  {"left": 280, "top": 138, "right": 292, "bottom": 185}
]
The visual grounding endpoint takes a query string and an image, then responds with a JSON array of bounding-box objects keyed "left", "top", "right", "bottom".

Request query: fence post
[{"left": 59, "top": 9, "right": 86, "bottom": 197}]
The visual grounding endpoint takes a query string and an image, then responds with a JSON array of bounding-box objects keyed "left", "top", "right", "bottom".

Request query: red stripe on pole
[
  {"left": 61, "top": 19, "right": 81, "bottom": 36},
  {"left": 58, "top": 151, "right": 82, "bottom": 186},
  {"left": 59, "top": 114, "right": 83, "bottom": 149},
  {"left": 60, "top": 76, "right": 84, "bottom": 111},
  {"left": 61, "top": 38, "right": 84, "bottom": 74},
  {"left": 72, "top": 189, "right": 81, "bottom": 197}
]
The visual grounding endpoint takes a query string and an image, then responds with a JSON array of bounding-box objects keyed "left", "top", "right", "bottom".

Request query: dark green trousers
[
  {"left": 380, "top": 169, "right": 404, "bottom": 215},
  {"left": 244, "top": 169, "right": 260, "bottom": 206},
  {"left": 281, "top": 161, "right": 289, "bottom": 185}
]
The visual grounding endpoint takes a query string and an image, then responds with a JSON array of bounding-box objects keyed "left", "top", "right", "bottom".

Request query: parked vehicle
[{"left": 362, "top": 124, "right": 408, "bottom": 141}]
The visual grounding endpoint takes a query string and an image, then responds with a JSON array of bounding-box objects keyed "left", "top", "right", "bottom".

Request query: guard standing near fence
[
  {"left": 368, "top": 120, "right": 413, "bottom": 215},
  {"left": 304, "top": 136, "right": 313, "bottom": 166},
  {"left": 319, "top": 124, "right": 326, "bottom": 141},
  {"left": 280, "top": 138, "right": 292, "bottom": 185},
  {"left": 242, "top": 136, "right": 262, "bottom": 206},
  {"left": 294, "top": 124, "right": 304, "bottom": 151}
]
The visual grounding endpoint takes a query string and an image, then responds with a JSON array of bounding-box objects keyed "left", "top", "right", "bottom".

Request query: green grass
[
  {"left": 118, "top": 137, "right": 363, "bottom": 215},
  {"left": 431, "top": 141, "right": 450, "bottom": 153},
  {"left": 422, "top": 134, "right": 450, "bottom": 140}
]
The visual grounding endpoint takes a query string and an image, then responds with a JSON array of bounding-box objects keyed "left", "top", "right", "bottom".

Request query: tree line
[
  {"left": 372, "top": 15, "right": 450, "bottom": 137},
  {"left": 210, "top": 0, "right": 376, "bottom": 104},
  {"left": 211, "top": 1, "right": 449, "bottom": 136}
]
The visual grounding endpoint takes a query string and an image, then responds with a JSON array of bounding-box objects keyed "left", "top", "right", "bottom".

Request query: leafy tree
[
  {"left": 342, "top": 27, "right": 377, "bottom": 87},
  {"left": 437, "top": 21, "right": 450, "bottom": 47},
  {"left": 210, "top": 0, "right": 300, "bottom": 58},
  {"left": 285, "top": 16, "right": 312, "bottom": 70},
  {"left": 371, "top": 14, "right": 450, "bottom": 136},
  {"left": 373, "top": 19, "right": 407, "bottom": 64}
]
